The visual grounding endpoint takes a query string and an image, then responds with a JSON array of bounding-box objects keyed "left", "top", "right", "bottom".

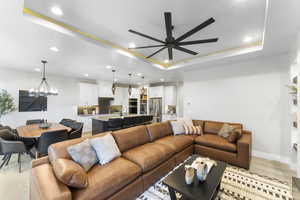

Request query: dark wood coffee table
[{"left": 163, "top": 155, "right": 226, "bottom": 200}]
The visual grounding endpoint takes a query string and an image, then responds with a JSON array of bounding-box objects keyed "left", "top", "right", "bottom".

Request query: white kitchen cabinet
[
  {"left": 79, "top": 83, "right": 98, "bottom": 106},
  {"left": 148, "top": 86, "right": 164, "bottom": 98},
  {"left": 98, "top": 81, "right": 113, "bottom": 98}
]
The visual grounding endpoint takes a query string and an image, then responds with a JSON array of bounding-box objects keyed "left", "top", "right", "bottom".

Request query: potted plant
[{"left": 0, "top": 89, "right": 17, "bottom": 122}]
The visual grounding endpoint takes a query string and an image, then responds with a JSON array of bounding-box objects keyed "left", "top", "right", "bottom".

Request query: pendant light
[
  {"left": 29, "top": 60, "right": 58, "bottom": 97},
  {"left": 111, "top": 69, "right": 116, "bottom": 95},
  {"left": 128, "top": 73, "right": 132, "bottom": 96},
  {"left": 141, "top": 76, "right": 146, "bottom": 96}
]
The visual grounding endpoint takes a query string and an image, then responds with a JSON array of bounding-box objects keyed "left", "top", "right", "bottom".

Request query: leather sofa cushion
[
  {"left": 195, "top": 134, "right": 237, "bottom": 152},
  {"left": 123, "top": 143, "right": 174, "bottom": 173},
  {"left": 146, "top": 122, "right": 173, "bottom": 141},
  {"left": 52, "top": 159, "right": 88, "bottom": 189},
  {"left": 112, "top": 126, "right": 150, "bottom": 153},
  {"left": 204, "top": 121, "right": 242, "bottom": 135},
  {"left": 154, "top": 135, "right": 194, "bottom": 153},
  {"left": 72, "top": 157, "right": 141, "bottom": 200}
]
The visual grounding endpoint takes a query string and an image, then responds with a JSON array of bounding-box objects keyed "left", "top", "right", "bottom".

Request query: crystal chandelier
[{"left": 29, "top": 60, "right": 58, "bottom": 97}]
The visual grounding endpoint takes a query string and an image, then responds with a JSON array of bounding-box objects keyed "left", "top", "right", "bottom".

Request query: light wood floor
[
  {"left": 249, "top": 156, "right": 296, "bottom": 184},
  {"left": 0, "top": 153, "right": 297, "bottom": 200}
]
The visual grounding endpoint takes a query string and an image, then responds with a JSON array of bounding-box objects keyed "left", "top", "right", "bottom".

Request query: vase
[
  {"left": 195, "top": 161, "right": 208, "bottom": 182},
  {"left": 185, "top": 165, "right": 194, "bottom": 185}
]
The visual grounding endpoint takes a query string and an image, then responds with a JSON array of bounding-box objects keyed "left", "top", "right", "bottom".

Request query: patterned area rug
[{"left": 137, "top": 157, "right": 293, "bottom": 200}]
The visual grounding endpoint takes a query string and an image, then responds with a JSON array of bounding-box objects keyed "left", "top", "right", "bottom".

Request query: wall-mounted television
[{"left": 19, "top": 90, "right": 47, "bottom": 112}]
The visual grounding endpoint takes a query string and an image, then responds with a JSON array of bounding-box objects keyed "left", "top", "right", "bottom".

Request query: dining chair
[
  {"left": 26, "top": 119, "right": 45, "bottom": 125},
  {"left": 68, "top": 122, "right": 84, "bottom": 139},
  {"left": 59, "top": 119, "right": 76, "bottom": 130},
  {"left": 35, "top": 129, "right": 68, "bottom": 158},
  {"left": 0, "top": 138, "right": 27, "bottom": 173}
]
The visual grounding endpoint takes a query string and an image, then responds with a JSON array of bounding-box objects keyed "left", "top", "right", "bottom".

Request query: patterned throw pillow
[
  {"left": 183, "top": 124, "right": 203, "bottom": 135},
  {"left": 218, "top": 123, "right": 235, "bottom": 138},
  {"left": 67, "top": 139, "right": 98, "bottom": 172}
]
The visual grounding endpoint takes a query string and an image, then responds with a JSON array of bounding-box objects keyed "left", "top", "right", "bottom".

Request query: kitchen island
[{"left": 92, "top": 115, "right": 153, "bottom": 135}]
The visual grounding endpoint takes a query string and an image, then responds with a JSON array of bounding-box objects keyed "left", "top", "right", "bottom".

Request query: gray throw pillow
[
  {"left": 89, "top": 133, "right": 121, "bottom": 165},
  {"left": 67, "top": 139, "right": 98, "bottom": 172},
  {"left": 170, "top": 121, "right": 185, "bottom": 135}
]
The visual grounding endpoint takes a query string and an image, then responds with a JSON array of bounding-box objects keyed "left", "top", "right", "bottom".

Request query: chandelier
[
  {"left": 128, "top": 73, "right": 132, "bottom": 96},
  {"left": 111, "top": 69, "right": 116, "bottom": 95},
  {"left": 141, "top": 76, "right": 146, "bottom": 96},
  {"left": 29, "top": 60, "right": 58, "bottom": 97}
]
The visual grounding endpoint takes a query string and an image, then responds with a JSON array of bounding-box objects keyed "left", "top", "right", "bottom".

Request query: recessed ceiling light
[
  {"left": 136, "top": 73, "right": 142, "bottom": 76},
  {"left": 160, "top": 78, "right": 165, "bottom": 82},
  {"left": 34, "top": 68, "right": 41, "bottom": 72},
  {"left": 164, "top": 59, "right": 169, "bottom": 63},
  {"left": 129, "top": 42, "right": 136, "bottom": 48},
  {"left": 84, "top": 74, "right": 89, "bottom": 77},
  {"left": 243, "top": 36, "right": 253, "bottom": 43},
  {"left": 106, "top": 65, "right": 112, "bottom": 69},
  {"left": 51, "top": 6, "right": 63, "bottom": 16},
  {"left": 50, "top": 46, "right": 59, "bottom": 52}
]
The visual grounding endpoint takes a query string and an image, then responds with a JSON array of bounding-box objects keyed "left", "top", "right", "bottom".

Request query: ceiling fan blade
[
  {"left": 175, "top": 18, "right": 215, "bottom": 43},
  {"left": 168, "top": 47, "right": 173, "bottom": 60},
  {"left": 164, "top": 12, "right": 173, "bottom": 41},
  {"left": 129, "top": 29, "right": 165, "bottom": 44},
  {"left": 129, "top": 44, "right": 166, "bottom": 49},
  {"left": 178, "top": 38, "right": 218, "bottom": 46},
  {"left": 146, "top": 47, "right": 167, "bottom": 58},
  {"left": 173, "top": 46, "right": 198, "bottom": 55}
]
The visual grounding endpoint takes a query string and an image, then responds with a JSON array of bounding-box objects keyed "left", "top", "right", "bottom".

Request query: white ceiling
[
  {"left": 24, "top": 0, "right": 266, "bottom": 63},
  {"left": 0, "top": 0, "right": 299, "bottom": 83}
]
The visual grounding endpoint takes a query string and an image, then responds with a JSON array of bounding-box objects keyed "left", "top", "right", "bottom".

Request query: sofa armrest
[
  {"left": 30, "top": 163, "right": 72, "bottom": 200},
  {"left": 31, "top": 156, "right": 50, "bottom": 168},
  {"left": 236, "top": 130, "right": 252, "bottom": 169}
]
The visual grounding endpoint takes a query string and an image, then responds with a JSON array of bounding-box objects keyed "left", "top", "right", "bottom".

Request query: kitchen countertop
[{"left": 93, "top": 114, "right": 152, "bottom": 121}]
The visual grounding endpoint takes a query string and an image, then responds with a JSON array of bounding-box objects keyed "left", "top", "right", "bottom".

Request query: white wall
[
  {"left": 0, "top": 68, "right": 80, "bottom": 128},
  {"left": 183, "top": 54, "right": 292, "bottom": 164}
]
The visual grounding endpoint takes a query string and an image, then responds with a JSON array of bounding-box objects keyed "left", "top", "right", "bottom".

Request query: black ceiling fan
[{"left": 128, "top": 12, "right": 218, "bottom": 60}]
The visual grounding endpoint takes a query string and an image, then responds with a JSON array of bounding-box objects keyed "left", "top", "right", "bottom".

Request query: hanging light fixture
[
  {"left": 141, "top": 76, "right": 146, "bottom": 96},
  {"left": 112, "top": 69, "right": 116, "bottom": 95},
  {"left": 128, "top": 73, "right": 132, "bottom": 96},
  {"left": 29, "top": 60, "right": 58, "bottom": 97}
]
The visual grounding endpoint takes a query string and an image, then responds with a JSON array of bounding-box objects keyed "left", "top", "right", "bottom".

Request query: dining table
[{"left": 17, "top": 123, "right": 72, "bottom": 138}]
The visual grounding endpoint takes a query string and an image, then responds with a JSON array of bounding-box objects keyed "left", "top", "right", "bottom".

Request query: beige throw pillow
[{"left": 218, "top": 123, "right": 235, "bottom": 138}]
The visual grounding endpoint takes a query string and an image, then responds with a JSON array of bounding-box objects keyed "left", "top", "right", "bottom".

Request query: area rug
[{"left": 137, "top": 157, "right": 293, "bottom": 200}]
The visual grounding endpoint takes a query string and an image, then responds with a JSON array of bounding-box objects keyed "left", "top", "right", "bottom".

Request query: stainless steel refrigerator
[{"left": 149, "top": 97, "right": 162, "bottom": 122}]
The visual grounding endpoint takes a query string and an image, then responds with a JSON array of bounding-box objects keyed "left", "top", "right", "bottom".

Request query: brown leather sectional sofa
[{"left": 30, "top": 120, "right": 252, "bottom": 200}]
